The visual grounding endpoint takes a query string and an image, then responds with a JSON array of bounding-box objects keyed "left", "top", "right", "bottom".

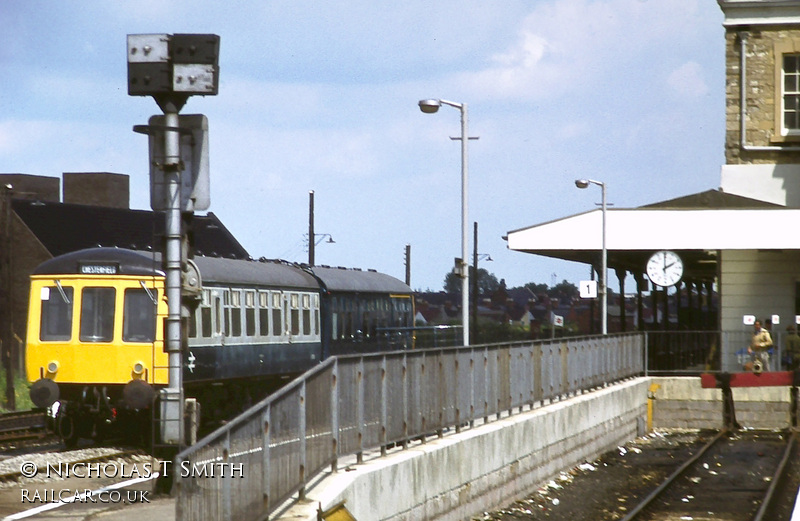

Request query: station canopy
[{"left": 504, "top": 189, "right": 795, "bottom": 283}]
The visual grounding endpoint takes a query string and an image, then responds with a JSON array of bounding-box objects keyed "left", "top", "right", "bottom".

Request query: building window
[
  {"left": 773, "top": 40, "right": 800, "bottom": 141},
  {"left": 784, "top": 54, "right": 800, "bottom": 134}
]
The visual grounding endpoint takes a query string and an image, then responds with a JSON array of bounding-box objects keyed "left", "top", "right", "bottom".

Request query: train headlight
[
  {"left": 46, "top": 361, "right": 59, "bottom": 375},
  {"left": 133, "top": 361, "right": 146, "bottom": 376}
]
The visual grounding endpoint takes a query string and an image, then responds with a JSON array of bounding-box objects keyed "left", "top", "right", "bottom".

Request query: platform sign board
[
  {"left": 579, "top": 280, "right": 597, "bottom": 299},
  {"left": 771, "top": 314, "right": 780, "bottom": 325},
  {"left": 743, "top": 314, "right": 756, "bottom": 326},
  {"left": 147, "top": 114, "right": 210, "bottom": 212}
]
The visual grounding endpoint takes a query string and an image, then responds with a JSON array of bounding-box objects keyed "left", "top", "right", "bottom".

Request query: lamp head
[
  {"left": 575, "top": 179, "right": 590, "bottom": 189},
  {"left": 418, "top": 99, "right": 441, "bottom": 114}
]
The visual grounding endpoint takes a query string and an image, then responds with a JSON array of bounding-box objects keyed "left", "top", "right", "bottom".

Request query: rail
[
  {"left": 174, "top": 333, "right": 644, "bottom": 521},
  {"left": 619, "top": 430, "right": 796, "bottom": 520}
]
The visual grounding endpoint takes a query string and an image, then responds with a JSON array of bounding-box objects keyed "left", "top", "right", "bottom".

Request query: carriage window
[
  {"left": 259, "top": 292, "right": 269, "bottom": 336},
  {"left": 315, "top": 308, "right": 321, "bottom": 336},
  {"left": 302, "top": 294, "right": 311, "bottom": 335},
  {"left": 272, "top": 292, "right": 282, "bottom": 336},
  {"left": 189, "top": 308, "right": 198, "bottom": 338},
  {"left": 214, "top": 295, "right": 222, "bottom": 335},
  {"left": 40, "top": 285, "right": 74, "bottom": 341},
  {"left": 201, "top": 307, "right": 212, "bottom": 337},
  {"left": 80, "top": 287, "right": 115, "bottom": 342},
  {"left": 290, "top": 294, "right": 300, "bottom": 336},
  {"left": 123, "top": 288, "right": 157, "bottom": 342},
  {"left": 230, "top": 290, "right": 242, "bottom": 337},
  {"left": 245, "top": 291, "right": 256, "bottom": 336}
]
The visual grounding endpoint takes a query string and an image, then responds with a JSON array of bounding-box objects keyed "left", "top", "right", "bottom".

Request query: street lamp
[
  {"left": 575, "top": 178, "right": 607, "bottom": 335},
  {"left": 419, "top": 98, "right": 471, "bottom": 345}
]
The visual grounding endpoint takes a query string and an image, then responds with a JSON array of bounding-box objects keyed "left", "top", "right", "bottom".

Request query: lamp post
[
  {"left": 575, "top": 179, "right": 607, "bottom": 335},
  {"left": 419, "top": 98, "right": 471, "bottom": 345}
]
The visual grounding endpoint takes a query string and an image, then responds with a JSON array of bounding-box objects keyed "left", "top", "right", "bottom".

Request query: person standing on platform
[{"left": 748, "top": 319, "right": 773, "bottom": 372}]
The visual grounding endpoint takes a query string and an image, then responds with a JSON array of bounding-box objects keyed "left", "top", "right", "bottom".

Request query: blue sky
[{"left": 0, "top": 0, "right": 724, "bottom": 291}]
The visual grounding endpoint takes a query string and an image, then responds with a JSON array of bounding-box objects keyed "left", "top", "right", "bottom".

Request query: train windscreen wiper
[
  {"left": 54, "top": 280, "right": 70, "bottom": 304},
  {"left": 139, "top": 281, "right": 158, "bottom": 306}
]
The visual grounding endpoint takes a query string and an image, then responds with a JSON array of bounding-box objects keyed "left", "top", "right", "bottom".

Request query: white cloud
[{"left": 455, "top": 0, "right": 706, "bottom": 103}]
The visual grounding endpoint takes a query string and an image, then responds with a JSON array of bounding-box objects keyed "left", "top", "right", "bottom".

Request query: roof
[
  {"left": 640, "top": 189, "right": 781, "bottom": 209},
  {"left": 507, "top": 207, "right": 800, "bottom": 252},
  {"left": 33, "top": 248, "right": 162, "bottom": 276},
  {"left": 194, "top": 256, "right": 318, "bottom": 289},
  {"left": 504, "top": 189, "right": 800, "bottom": 281},
  {"left": 12, "top": 199, "right": 249, "bottom": 259},
  {"left": 310, "top": 265, "right": 412, "bottom": 294}
]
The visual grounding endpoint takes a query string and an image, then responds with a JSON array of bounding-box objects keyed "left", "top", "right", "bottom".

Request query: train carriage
[{"left": 25, "top": 247, "right": 414, "bottom": 446}]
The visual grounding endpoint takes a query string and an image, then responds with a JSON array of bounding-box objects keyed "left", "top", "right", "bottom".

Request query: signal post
[{"left": 127, "top": 33, "right": 219, "bottom": 447}]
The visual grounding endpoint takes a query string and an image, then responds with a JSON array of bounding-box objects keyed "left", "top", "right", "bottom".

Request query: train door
[
  {"left": 211, "top": 289, "right": 224, "bottom": 342},
  {"left": 284, "top": 292, "right": 294, "bottom": 343}
]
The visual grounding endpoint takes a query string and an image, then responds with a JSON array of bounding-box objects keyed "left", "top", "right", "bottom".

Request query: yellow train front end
[{"left": 25, "top": 249, "right": 168, "bottom": 446}]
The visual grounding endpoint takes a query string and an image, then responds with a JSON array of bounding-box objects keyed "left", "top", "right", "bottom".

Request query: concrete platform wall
[
  {"left": 278, "top": 376, "right": 798, "bottom": 521},
  {"left": 650, "top": 376, "right": 796, "bottom": 430},
  {"left": 278, "top": 378, "right": 650, "bottom": 521}
]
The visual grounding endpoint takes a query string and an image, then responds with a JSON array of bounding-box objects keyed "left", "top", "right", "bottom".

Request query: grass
[{"left": 0, "top": 367, "right": 33, "bottom": 413}]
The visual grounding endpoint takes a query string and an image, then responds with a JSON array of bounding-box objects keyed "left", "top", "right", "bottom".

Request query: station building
[{"left": 505, "top": 0, "right": 800, "bottom": 369}]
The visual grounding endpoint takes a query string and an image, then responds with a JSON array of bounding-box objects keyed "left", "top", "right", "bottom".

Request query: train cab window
[
  {"left": 40, "top": 285, "right": 74, "bottom": 341},
  {"left": 272, "top": 292, "right": 282, "bottom": 336},
  {"left": 80, "top": 287, "right": 115, "bottom": 343},
  {"left": 123, "top": 288, "right": 157, "bottom": 343},
  {"left": 245, "top": 290, "right": 256, "bottom": 337}
]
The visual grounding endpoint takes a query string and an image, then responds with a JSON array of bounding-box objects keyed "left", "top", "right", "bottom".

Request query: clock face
[{"left": 646, "top": 250, "right": 683, "bottom": 287}]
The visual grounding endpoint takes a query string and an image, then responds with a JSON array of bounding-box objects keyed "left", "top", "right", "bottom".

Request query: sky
[{"left": 0, "top": 0, "right": 725, "bottom": 292}]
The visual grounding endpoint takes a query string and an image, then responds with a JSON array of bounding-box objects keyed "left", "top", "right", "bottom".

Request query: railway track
[
  {"left": 0, "top": 446, "right": 147, "bottom": 483},
  {"left": 0, "top": 410, "right": 47, "bottom": 444},
  {"left": 620, "top": 429, "right": 797, "bottom": 521}
]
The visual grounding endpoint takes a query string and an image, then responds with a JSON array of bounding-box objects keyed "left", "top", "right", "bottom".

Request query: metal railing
[
  {"left": 174, "top": 333, "right": 644, "bottom": 521},
  {"left": 643, "top": 329, "right": 798, "bottom": 374}
]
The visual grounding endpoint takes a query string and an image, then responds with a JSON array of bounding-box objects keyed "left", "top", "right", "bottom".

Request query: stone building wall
[{"left": 724, "top": 26, "right": 800, "bottom": 164}]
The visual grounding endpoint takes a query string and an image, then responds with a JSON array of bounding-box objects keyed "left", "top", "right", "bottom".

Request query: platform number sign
[{"left": 580, "top": 280, "right": 598, "bottom": 299}]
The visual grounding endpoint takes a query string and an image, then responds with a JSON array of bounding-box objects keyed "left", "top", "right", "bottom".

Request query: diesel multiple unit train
[{"left": 26, "top": 247, "right": 414, "bottom": 446}]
